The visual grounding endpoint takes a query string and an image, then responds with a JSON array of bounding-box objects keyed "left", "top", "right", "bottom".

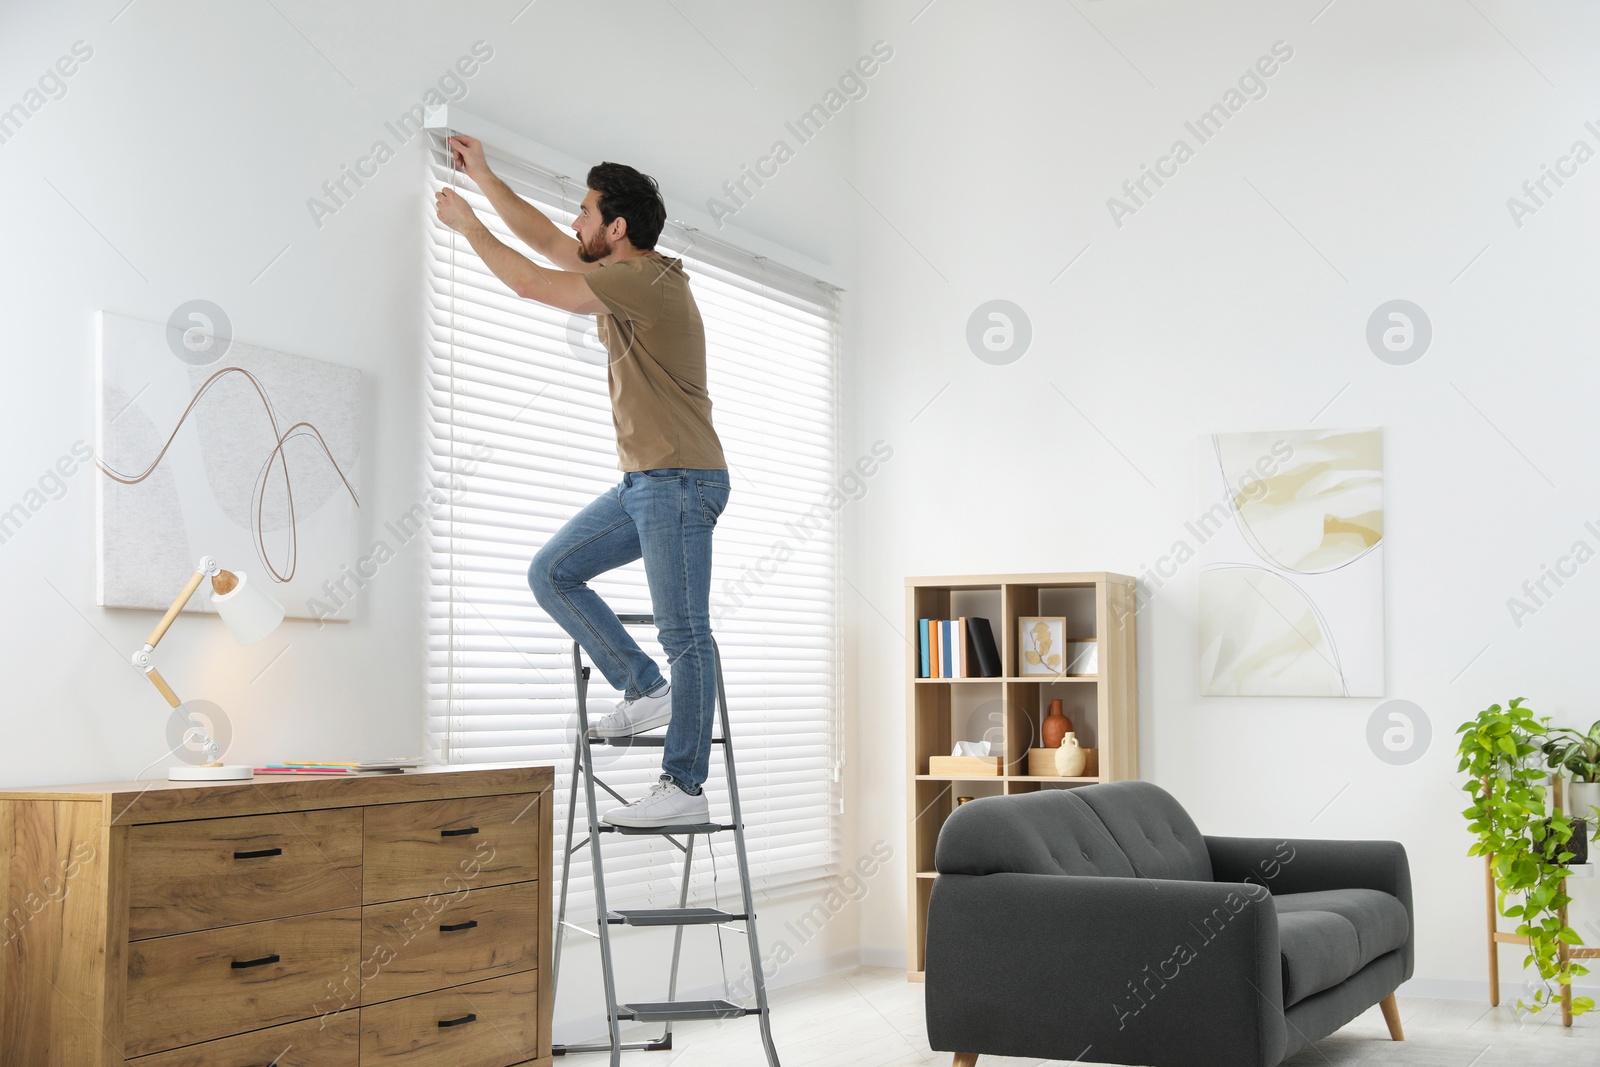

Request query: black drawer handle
[
  {"left": 440, "top": 918, "right": 479, "bottom": 933},
  {"left": 231, "top": 953, "right": 281, "bottom": 969},
  {"left": 233, "top": 847, "right": 283, "bottom": 860},
  {"left": 438, "top": 1012, "right": 478, "bottom": 1028},
  {"left": 440, "top": 826, "right": 479, "bottom": 838}
]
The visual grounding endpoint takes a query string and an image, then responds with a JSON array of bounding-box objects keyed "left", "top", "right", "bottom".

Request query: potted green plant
[
  {"left": 1456, "top": 698, "right": 1593, "bottom": 1016},
  {"left": 1540, "top": 718, "right": 1600, "bottom": 831}
]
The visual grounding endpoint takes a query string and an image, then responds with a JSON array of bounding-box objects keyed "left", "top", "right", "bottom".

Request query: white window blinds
[{"left": 422, "top": 131, "right": 843, "bottom": 907}]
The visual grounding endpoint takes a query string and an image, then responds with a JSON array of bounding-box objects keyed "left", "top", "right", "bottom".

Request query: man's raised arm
[
  {"left": 447, "top": 135, "right": 596, "bottom": 274},
  {"left": 434, "top": 186, "right": 606, "bottom": 316}
]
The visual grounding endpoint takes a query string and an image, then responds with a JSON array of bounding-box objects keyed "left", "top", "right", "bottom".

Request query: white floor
[{"left": 582, "top": 967, "right": 1596, "bottom": 1066}]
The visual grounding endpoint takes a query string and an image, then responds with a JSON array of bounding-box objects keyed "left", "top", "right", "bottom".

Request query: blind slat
[{"left": 425, "top": 132, "right": 842, "bottom": 913}]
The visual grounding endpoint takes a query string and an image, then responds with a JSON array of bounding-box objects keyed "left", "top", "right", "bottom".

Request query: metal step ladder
[{"left": 551, "top": 614, "right": 781, "bottom": 1065}]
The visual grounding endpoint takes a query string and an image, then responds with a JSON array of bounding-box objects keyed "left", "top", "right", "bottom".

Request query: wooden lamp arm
[
  {"left": 144, "top": 569, "right": 208, "bottom": 650},
  {"left": 144, "top": 667, "right": 183, "bottom": 709},
  {"left": 132, "top": 557, "right": 238, "bottom": 710}
]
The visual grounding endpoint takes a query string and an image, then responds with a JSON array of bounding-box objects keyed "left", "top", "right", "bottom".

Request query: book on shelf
[
  {"left": 916, "top": 616, "right": 1000, "bottom": 678},
  {"left": 967, "top": 617, "right": 1001, "bottom": 677}
]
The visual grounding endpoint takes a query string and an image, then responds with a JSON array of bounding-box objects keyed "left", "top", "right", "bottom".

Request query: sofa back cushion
[
  {"left": 935, "top": 790, "right": 1136, "bottom": 877},
  {"left": 1074, "top": 781, "right": 1214, "bottom": 882},
  {"left": 934, "top": 781, "right": 1212, "bottom": 882}
]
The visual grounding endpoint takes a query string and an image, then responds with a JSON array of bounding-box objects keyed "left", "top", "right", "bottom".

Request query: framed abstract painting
[{"left": 1198, "top": 427, "right": 1384, "bottom": 697}]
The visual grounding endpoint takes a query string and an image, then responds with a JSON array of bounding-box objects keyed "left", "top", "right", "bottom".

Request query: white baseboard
[
  {"left": 1400, "top": 975, "right": 1600, "bottom": 1002},
  {"left": 860, "top": 946, "right": 908, "bottom": 970}
]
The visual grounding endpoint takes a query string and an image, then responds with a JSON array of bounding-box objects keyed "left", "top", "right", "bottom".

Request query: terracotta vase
[
  {"left": 1055, "top": 733, "right": 1087, "bottom": 777},
  {"left": 1041, "top": 699, "right": 1072, "bottom": 749}
]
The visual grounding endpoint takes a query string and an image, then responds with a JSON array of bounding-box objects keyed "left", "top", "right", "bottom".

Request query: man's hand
[
  {"left": 443, "top": 134, "right": 592, "bottom": 273},
  {"left": 435, "top": 187, "right": 481, "bottom": 236},
  {"left": 448, "top": 135, "right": 490, "bottom": 181}
]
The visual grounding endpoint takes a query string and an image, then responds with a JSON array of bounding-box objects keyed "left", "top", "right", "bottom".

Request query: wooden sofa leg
[
  {"left": 1379, "top": 993, "right": 1404, "bottom": 1041},
  {"left": 952, "top": 1055, "right": 979, "bottom": 1067}
]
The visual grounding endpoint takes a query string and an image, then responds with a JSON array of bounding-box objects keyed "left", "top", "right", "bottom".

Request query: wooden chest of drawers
[{"left": 0, "top": 764, "right": 553, "bottom": 1067}]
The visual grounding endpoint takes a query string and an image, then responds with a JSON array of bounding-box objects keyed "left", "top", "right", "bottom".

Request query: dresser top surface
[{"left": 0, "top": 762, "right": 554, "bottom": 824}]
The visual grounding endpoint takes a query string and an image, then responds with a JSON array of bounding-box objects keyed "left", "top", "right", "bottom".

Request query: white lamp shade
[{"left": 211, "top": 570, "right": 285, "bottom": 645}]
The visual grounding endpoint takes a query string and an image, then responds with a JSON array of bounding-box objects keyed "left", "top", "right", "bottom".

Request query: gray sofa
[{"left": 925, "top": 781, "right": 1413, "bottom": 1067}]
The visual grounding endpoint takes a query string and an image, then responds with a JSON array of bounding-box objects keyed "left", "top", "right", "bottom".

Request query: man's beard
[{"left": 577, "top": 230, "right": 612, "bottom": 263}]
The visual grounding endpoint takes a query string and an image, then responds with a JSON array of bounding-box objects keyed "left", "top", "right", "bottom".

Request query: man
[{"left": 435, "top": 136, "right": 729, "bottom": 829}]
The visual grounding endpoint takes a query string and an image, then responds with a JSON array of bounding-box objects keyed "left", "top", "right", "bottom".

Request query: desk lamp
[{"left": 128, "top": 555, "right": 285, "bottom": 780}]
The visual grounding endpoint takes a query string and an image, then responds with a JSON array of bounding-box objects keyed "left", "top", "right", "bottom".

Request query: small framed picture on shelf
[{"left": 1018, "top": 616, "right": 1067, "bottom": 675}]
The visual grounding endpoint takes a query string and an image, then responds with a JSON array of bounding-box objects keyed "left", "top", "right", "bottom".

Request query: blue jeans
[{"left": 527, "top": 468, "right": 731, "bottom": 792}]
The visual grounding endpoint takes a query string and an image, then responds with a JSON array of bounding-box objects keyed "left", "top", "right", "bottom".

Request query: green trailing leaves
[{"left": 1456, "top": 697, "right": 1591, "bottom": 1017}]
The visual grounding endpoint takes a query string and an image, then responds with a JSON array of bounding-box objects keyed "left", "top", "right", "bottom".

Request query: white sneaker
[
  {"left": 603, "top": 779, "right": 709, "bottom": 828},
  {"left": 592, "top": 685, "right": 672, "bottom": 738}
]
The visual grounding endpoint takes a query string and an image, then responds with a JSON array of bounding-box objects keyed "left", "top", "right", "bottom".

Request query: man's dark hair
[{"left": 587, "top": 162, "right": 667, "bottom": 250}]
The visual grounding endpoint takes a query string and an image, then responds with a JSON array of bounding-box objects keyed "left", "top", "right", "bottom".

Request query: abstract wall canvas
[
  {"left": 1198, "top": 428, "right": 1384, "bottom": 697},
  {"left": 95, "top": 311, "right": 361, "bottom": 621}
]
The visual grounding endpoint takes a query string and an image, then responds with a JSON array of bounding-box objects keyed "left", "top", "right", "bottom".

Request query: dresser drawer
[
  {"left": 124, "top": 907, "right": 362, "bottom": 1057},
  {"left": 359, "top": 881, "right": 539, "bottom": 1004},
  {"left": 360, "top": 970, "right": 540, "bottom": 1066},
  {"left": 363, "top": 793, "right": 541, "bottom": 904},
  {"left": 128, "top": 1011, "right": 360, "bottom": 1067},
  {"left": 129, "top": 808, "right": 363, "bottom": 939}
]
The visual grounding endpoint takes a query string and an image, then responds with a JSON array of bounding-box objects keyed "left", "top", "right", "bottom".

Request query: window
[{"left": 422, "top": 130, "right": 843, "bottom": 910}]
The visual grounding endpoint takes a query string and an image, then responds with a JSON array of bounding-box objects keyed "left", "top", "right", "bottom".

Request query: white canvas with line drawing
[
  {"left": 94, "top": 311, "right": 362, "bottom": 622},
  {"left": 1198, "top": 427, "right": 1384, "bottom": 697}
]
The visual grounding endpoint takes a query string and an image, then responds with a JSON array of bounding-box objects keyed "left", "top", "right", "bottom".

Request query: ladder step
[
  {"left": 557, "top": 635, "right": 780, "bottom": 1065},
  {"left": 608, "top": 907, "right": 745, "bottom": 927},
  {"left": 587, "top": 734, "right": 727, "bottom": 748},
  {"left": 601, "top": 822, "right": 737, "bottom": 836},
  {"left": 622, "top": 1000, "right": 755, "bottom": 1022}
]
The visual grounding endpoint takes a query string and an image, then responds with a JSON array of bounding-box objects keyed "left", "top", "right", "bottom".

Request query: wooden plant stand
[{"left": 1484, "top": 775, "right": 1598, "bottom": 1027}]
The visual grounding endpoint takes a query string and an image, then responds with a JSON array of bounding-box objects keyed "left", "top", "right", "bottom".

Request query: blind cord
[{"left": 446, "top": 127, "right": 460, "bottom": 763}]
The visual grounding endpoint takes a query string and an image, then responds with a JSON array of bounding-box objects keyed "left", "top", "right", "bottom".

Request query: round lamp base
[{"left": 168, "top": 764, "right": 253, "bottom": 782}]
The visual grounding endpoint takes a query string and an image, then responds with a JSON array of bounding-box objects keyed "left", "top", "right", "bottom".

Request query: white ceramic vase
[
  {"left": 1568, "top": 780, "right": 1600, "bottom": 825},
  {"left": 1055, "top": 733, "right": 1087, "bottom": 777}
]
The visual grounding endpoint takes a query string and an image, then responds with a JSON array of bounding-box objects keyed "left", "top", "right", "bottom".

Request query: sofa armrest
[
  {"left": 1204, "top": 835, "right": 1414, "bottom": 979},
  {"left": 925, "top": 872, "right": 1287, "bottom": 1067}
]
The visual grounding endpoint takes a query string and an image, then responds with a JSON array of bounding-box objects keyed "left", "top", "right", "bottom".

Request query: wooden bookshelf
[{"left": 904, "top": 572, "right": 1139, "bottom": 981}]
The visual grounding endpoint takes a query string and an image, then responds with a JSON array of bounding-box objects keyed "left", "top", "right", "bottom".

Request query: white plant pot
[{"left": 1568, "top": 780, "right": 1600, "bottom": 825}]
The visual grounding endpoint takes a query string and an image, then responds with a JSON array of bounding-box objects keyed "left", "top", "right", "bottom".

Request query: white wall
[
  {"left": 9, "top": 0, "right": 1600, "bottom": 1032},
  {"left": 847, "top": 0, "right": 1600, "bottom": 999},
  {"left": 0, "top": 0, "right": 871, "bottom": 1039}
]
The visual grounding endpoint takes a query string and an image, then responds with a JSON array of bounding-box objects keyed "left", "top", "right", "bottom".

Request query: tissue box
[{"left": 929, "top": 756, "right": 1003, "bottom": 776}]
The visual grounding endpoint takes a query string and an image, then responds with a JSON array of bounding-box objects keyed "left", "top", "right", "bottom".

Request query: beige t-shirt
[{"left": 585, "top": 255, "right": 728, "bottom": 473}]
